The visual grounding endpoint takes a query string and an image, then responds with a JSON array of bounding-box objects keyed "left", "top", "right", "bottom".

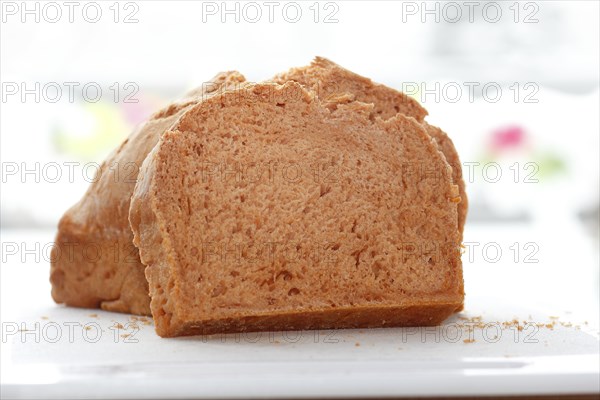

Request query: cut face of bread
[
  {"left": 272, "top": 57, "right": 467, "bottom": 235},
  {"left": 49, "top": 72, "right": 246, "bottom": 315},
  {"left": 129, "top": 82, "right": 464, "bottom": 337}
]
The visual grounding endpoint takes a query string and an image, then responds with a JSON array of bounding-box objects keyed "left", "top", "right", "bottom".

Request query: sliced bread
[{"left": 129, "top": 82, "right": 464, "bottom": 337}]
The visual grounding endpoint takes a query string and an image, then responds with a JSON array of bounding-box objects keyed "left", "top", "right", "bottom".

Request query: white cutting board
[{"left": 1, "top": 224, "right": 599, "bottom": 399}]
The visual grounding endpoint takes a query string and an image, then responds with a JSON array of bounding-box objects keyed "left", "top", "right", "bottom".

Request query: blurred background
[{"left": 1, "top": 1, "right": 599, "bottom": 316}]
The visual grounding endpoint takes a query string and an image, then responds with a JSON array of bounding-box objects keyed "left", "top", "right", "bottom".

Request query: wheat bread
[
  {"left": 129, "top": 82, "right": 464, "bottom": 337},
  {"left": 50, "top": 72, "right": 246, "bottom": 315}
]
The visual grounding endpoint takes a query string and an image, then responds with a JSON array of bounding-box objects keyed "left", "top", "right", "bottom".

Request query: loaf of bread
[
  {"left": 50, "top": 72, "right": 247, "bottom": 315},
  {"left": 50, "top": 59, "right": 466, "bottom": 333},
  {"left": 272, "top": 57, "right": 467, "bottom": 235},
  {"left": 129, "top": 82, "right": 464, "bottom": 337}
]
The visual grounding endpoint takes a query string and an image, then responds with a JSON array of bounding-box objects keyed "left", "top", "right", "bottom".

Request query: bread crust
[
  {"left": 130, "top": 82, "right": 464, "bottom": 337},
  {"left": 156, "top": 303, "right": 461, "bottom": 337},
  {"left": 423, "top": 123, "right": 468, "bottom": 234}
]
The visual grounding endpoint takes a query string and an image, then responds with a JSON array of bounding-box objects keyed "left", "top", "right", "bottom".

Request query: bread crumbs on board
[{"left": 454, "top": 314, "right": 585, "bottom": 335}]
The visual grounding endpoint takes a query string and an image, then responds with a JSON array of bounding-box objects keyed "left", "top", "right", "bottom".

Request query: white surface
[{"left": 1, "top": 224, "right": 599, "bottom": 399}]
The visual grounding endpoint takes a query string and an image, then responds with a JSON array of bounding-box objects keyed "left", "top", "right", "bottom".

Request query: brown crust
[
  {"left": 423, "top": 123, "right": 468, "bottom": 235},
  {"left": 273, "top": 56, "right": 429, "bottom": 122},
  {"left": 130, "top": 82, "right": 464, "bottom": 337},
  {"left": 162, "top": 303, "right": 461, "bottom": 338}
]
